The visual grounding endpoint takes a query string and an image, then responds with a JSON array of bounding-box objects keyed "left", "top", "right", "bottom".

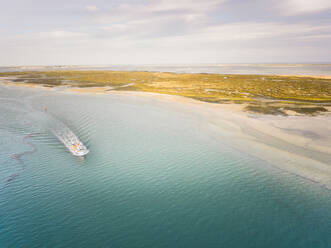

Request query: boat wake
[
  {"left": 0, "top": 83, "right": 90, "bottom": 191},
  {"left": 45, "top": 114, "right": 89, "bottom": 157}
]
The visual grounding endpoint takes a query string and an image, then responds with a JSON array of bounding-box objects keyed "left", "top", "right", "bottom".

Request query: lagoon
[{"left": 1, "top": 83, "right": 331, "bottom": 247}]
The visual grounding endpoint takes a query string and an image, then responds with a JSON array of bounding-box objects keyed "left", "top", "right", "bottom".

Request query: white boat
[
  {"left": 69, "top": 142, "right": 89, "bottom": 156},
  {"left": 57, "top": 133, "right": 89, "bottom": 157}
]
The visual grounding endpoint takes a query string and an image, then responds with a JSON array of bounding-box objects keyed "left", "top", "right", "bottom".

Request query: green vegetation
[
  {"left": 244, "top": 104, "right": 288, "bottom": 116},
  {"left": 1, "top": 70, "right": 330, "bottom": 115},
  {"left": 284, "top": 106, "right": 328, "bottom": 114},
  {"left": 244, "top": 104, "right": 328, "bottom": 116}
]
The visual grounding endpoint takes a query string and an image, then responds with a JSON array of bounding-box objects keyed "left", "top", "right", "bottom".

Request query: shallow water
[{"left": 0, "top": 84, "right": 331, "bottom": 248}]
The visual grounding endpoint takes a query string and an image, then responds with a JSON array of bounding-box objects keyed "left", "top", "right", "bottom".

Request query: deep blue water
[{"left": 0, "top": 84, "right": 331, "bottom": 247}]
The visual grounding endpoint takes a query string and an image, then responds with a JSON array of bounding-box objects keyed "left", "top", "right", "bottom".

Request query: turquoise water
[{"left": 1, "top": 85, "right": 331, "bottom": 247}]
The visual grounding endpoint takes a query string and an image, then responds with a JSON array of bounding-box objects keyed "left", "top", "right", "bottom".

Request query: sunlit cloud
[
  {"left": 85, "top": 5, "right": 99, "bottom": 12},
  {"left": 280, "top": 0, "right": 331, "bottom": 15}
]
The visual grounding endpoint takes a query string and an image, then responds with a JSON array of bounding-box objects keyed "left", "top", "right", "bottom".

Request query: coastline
[
  {"left": 279, "top": 74, "right": 331, "bottom": 79},
  {"left": 2, "top": 80, "right": 331, "bottom": 189}
]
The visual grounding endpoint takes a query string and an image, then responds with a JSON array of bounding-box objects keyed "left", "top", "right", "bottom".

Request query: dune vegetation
[{"left": 1, "top": 70, "right": 330, "bottom": 115}]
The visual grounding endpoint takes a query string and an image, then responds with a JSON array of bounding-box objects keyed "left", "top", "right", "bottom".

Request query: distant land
[
  {"left": 1, "top": 69, "right": 330, "bottom": 116},
  {"left": 1, "top": 63, "right": 331, "bottom": 76}
]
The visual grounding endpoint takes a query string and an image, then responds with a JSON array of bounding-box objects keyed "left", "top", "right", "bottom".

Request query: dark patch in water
[{"left": 1, "top": 134, "right": 38, "bottom": 190}]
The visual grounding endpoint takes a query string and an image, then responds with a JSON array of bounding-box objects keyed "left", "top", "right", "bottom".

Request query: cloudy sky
[{"left": 1, "top": 0, "right": 331, "bottom": 66}]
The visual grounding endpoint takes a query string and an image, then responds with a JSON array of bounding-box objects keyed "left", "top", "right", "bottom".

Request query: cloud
[
  {"left": 150, "top": 22, "right": 331, "bottom": 49},
  {"left": 148, "top": 0, "right": 223, "bottom": 12},
  {"left": 1, "top": 0, "right": 331, "bottom": 65},
  {"left": 92, "top": 0, "right": 225, "bottom": 41},
  {"left": 1, "top": 21, "right": 330, "bottom": 65},
  {"left": 40, "top": 30, "right": 88, "bottom": 38},
  {"left": 96, "top": 19, "right": 331, "bottom": 48},
  {"left": 280, "top": 0, "right": 331, "bottom": 15},
  {"left": 95, "top": 0, "right": 225, "bottom": 24},
  {"left": 85, "top": 5, "right": 99, "bottom": 12}
]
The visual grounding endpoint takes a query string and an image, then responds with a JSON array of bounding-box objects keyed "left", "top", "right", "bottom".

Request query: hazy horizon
[{"left": 2, "top": 63, "right": 331, "bottom": 68}]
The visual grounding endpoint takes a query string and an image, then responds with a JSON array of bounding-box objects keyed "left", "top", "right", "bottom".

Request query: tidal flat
[{"left": 1, "top": 70, "right": 331, "bottom": 116}]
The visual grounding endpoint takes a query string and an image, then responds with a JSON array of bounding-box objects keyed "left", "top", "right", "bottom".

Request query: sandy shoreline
[
  {"left": 279, "top": 74, "right": 331, "bottom": 79},
  {"left": 2, "top": 80, "right": 331, "bottom": 189}
]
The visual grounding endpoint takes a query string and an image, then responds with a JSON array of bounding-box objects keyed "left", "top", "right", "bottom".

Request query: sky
[{"left": 1, "top": 0, "right": 331, "bottom": 66}]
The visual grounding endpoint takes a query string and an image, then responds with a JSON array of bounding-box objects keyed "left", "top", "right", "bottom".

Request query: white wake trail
[{"left": 45, "top": 114, "right": 89, "bottom": 157}]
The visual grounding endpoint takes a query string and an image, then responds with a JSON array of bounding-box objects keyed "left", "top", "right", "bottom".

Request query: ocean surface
[
  {"left": 1, "top": 64, "right": 331, "bottom": 76},
  {"left": 0, "top": 83, "right": 331, "bottom": 247}
]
